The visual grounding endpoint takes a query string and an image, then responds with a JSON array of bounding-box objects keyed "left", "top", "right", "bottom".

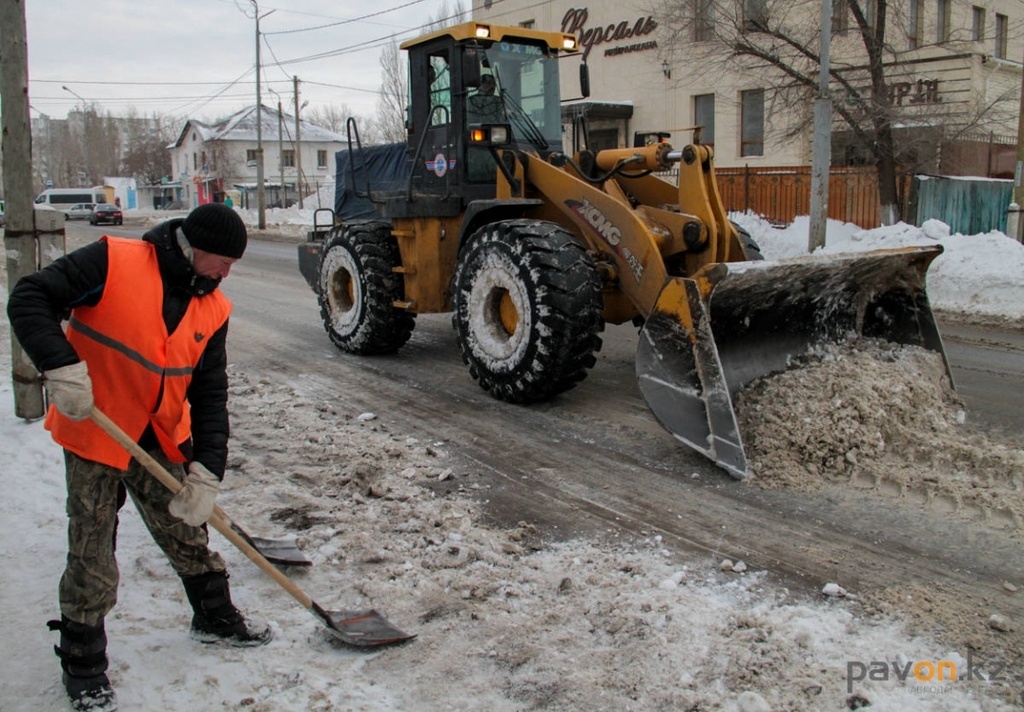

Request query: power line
[
  {"left": 32, "top": 78, "right": 295, "bottom": 87},
  {"left": 266, "top": 1, "right": 484, "bottom": 66},
  {"left": 32, "top": 93, "right": 254, "bottom": 103},
  {"left": 300, "top": 79, "right": 384, "bottom": 95},
  {"left": 169, "top": 65, "right": 257, "bottom": 116},
  {"left": 263, "top": 0, "right": 430, "bottom": 35}
]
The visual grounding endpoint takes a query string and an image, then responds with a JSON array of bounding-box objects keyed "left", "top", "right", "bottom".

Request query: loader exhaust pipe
[{"left": 635, "top": 245, "right": 949, "bottom": 479}]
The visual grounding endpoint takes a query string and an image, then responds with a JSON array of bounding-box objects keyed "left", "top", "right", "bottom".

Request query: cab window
[{"left": 428, "top": 51, "right": 451, "bottom": 127}]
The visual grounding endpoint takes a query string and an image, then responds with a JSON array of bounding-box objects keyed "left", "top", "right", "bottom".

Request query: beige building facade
[{"left": 475, "top": 0, "right": 1022, "bottom": 174}]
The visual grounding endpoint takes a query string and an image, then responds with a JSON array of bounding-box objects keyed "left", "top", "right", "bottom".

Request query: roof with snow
[{"left": 170, "top": 105, "right": 346, "bottom": 148}]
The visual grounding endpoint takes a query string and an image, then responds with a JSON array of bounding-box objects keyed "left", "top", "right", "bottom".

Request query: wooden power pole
[
  {"left": 1013, "top": 46, "right": 1024, "bottom": 243},
  {"left": 1, "top": 0, "right": 66, "bottom": 419},
  {"left": 294, "top": 76, "right": 304, "bottom": 209}
]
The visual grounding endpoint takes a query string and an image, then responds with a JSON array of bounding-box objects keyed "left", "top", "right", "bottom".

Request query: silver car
[{"left": 64, "top": 202, "right": 96, "bottom": 220}]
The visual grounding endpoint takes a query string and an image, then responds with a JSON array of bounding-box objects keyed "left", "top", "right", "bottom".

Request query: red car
[{"left": 90, "top": 204, "right": 123, "bottom": 226}]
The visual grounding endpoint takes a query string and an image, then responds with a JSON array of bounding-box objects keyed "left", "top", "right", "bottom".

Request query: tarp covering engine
[{"left": 333, "top": 142, "right": 409, "bottom": 221}]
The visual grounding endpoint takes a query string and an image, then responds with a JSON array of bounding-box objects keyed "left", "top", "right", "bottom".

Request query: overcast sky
[{"left": 24, "top": 0, "right": 460, "bottom": 124}]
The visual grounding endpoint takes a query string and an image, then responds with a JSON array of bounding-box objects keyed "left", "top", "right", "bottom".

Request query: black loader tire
[
  {"left": 317, "top": 221, "right": 415, "bottom": 354},
  {"left": 734, "top": 223, "right": 764, "bottom": 261},
  {"left": 451, "top": 219, "right": 604, "bottom": 403}
]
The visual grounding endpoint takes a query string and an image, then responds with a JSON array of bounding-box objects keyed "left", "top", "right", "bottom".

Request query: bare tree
[
  {"left": 304, "top": 104, "right": 350, "bottom": 134},
  {"left": 45, "top": 105, "right": 132, "bottom": 187},
  {"left": 425, "top": 0, "right": 468, "bottom": 30},
  {"left": 655, "top": 0, "right": 1019, "bottom": 223},
  {"left": 89, "top": 112, "right": 121, "bottom": 181},
  {"left": 119, "top": 109, "right": 174, "bottom": 185},
  {"left": 374, "top": 40, "right": 408, "bottom": 143}
]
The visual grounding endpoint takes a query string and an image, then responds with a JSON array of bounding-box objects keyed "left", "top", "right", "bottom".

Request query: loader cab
[{"left": 401, "top": 23, "right": 578, "bottom": 206}]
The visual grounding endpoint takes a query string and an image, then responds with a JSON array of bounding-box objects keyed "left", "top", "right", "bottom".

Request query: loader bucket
[{"left": 636, "top": 245, "right": 948, "bottom": 479}]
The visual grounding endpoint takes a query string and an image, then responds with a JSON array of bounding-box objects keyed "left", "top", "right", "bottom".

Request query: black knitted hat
[{"left": 182, "top": 203, "right": 248, "bottom": 258}]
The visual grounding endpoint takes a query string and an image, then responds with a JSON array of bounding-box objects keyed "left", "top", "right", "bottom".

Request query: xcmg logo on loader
[{"left": 566, "top": 198, "right": 644, "bottom": 282}]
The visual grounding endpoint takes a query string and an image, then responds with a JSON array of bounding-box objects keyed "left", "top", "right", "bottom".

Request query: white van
[{"left": 35, "top": 188, "right": 107, "bottom": 207}]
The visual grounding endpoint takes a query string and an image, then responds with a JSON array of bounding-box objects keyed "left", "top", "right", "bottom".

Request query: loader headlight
[
  {"left": 469, "top": 124, "right": 511, "bottom": 146},
  {"left": 490, "top": 126, "right": 509, "bottom": 144}
]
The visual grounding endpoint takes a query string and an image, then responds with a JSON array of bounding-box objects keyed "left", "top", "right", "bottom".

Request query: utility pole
[
  {"left": 1012, "top": 45, "right": 1024, "bottom": 243},
  {"left": 2, "top": 0, "right": 63, "bottom": 419},
  {"left": 252, "top": 1, "right": 274, "bottom": 229},
  {"left": 808, "top": 0, "right": 832, "bottom": 252},
  {"left": 294, "top": 76, "right": 304, "bottom": 209},
  {"left": 277, "top": 98, "right": 285, "bottom": 208}
]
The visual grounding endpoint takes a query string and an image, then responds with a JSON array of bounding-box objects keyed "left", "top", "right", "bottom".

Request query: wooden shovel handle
[{"left": 89, "top": 406, "right": 316, "bottom": 611}]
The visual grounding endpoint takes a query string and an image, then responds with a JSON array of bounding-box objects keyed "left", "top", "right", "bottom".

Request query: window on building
[
  {"left": 740, "top": 89, "right": 764, "bottom": 157},
  {"left": 831, "top": 0, "right": 848, "bottom": 35},
  {"left": 192, "top": 152, "right": 197, "bottom": 170},
  {"left": 519, "top": 19, "right": 535, "bottom": 29},
  {"left": 694, "top": 94, "right": 715, "bottom": 145},
  {"left": 317, "top": 150, "right": 328, "bottom": 169},
  {"left": 972, "top": 7, "right": 985, "bottom": 41},
  {"left": 247, "top": 149, "right": 258, "bottom": 164},
  {"left": 694, "top": 0, "right": 714, "bottom": 41},
  {"left": 995, "top": 13, "right": 1008, "bottom": 58},
  {"left": 908, "top": 0, "right": 923, "bottom": 49},
  {"left": 743, "top": 0, "right": 768, "bottom": 31},
  {"left": 282, "top": 150, "right": 295, "bottom": 168},
  {"left": 936, "top": 0, "right": 950, "bottom": 43}
]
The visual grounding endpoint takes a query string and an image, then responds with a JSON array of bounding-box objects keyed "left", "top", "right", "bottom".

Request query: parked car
[
  {"left": 90, "top": 204, "right": 123, "bottom": 225},
  {"left": 64, "top": 203, "right": 96, "bottom": 220}
]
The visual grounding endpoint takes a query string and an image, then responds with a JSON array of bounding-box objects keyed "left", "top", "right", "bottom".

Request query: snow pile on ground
[
  {"left": 735, "top": 339, "right": 1024, "bottom": 529},
  {"left": 733, "top": 213, "right": 1024, "bottom": 325}
]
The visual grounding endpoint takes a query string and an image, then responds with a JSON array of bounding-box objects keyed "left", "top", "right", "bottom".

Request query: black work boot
[
  {"left": 181, "top": 570, "right": 271, "bottom": 647},
  {"left": 48, "top": 616, "right": 117, "bottom": 712}
]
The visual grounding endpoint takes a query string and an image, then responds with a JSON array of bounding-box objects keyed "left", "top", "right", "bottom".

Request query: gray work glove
[
  {"left": 43, "top": 361, "right": 94, "bottom": 421},
  {"left": 168, "top": 462, "right": 221, "bottom": 526}
]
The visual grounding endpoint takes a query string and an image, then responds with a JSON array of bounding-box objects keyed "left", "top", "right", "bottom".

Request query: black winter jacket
[{"left": 6, "top": 220, "right": 231, "bottom": 477}]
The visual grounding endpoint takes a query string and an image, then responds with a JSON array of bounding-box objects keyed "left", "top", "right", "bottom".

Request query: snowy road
[
  {"left": 72, "top": 225, "right": 1024, "bottom": 680},
  {"left": 220, "top": 236, "right": 1024, "bottom": 660}
]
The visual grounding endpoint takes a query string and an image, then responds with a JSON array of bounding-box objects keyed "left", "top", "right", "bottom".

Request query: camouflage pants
[{"left": 60, "top": 449, "right": 226, "bottom": 627}]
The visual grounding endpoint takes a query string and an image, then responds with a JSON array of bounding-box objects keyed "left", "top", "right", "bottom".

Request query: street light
[
  {"left": 62, "top": 85, "right": 91, "bottom": 187},
  {"left": 61, "top": 84, "right": 86, "bottom": 104}
]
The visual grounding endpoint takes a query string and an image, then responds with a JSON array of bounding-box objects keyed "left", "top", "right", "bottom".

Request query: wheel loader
[{"left": 297, "top": 21, "right": 950, "bottom": 479}]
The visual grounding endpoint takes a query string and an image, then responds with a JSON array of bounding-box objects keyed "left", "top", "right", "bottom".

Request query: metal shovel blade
[
  {"left": 313, "top": 603, "right": 417, "bottom": 647},
  {"left": 637, "top": 245, "right": 949, "bottom": 479},
  {"left": 229, "top": 522, "right": 312, "bottom": 567}
]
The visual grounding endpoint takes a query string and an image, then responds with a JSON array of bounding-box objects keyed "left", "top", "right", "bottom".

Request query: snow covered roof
[{"left": 170, "top": 105, "right": 346, "bottom": 148}]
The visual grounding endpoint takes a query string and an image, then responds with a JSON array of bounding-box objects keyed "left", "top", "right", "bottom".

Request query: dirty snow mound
[{"left": 735, "top": 340, "right": 1024, "bottom": 529}]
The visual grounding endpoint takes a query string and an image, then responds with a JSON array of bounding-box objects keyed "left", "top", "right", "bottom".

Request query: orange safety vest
[{"left": 46, "top": 236, "right": 233, "bottom": 470}]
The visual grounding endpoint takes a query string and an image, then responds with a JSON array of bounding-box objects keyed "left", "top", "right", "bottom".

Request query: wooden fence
[{"left": 711, "top": 165, "right": 902, "bottom": 229}]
